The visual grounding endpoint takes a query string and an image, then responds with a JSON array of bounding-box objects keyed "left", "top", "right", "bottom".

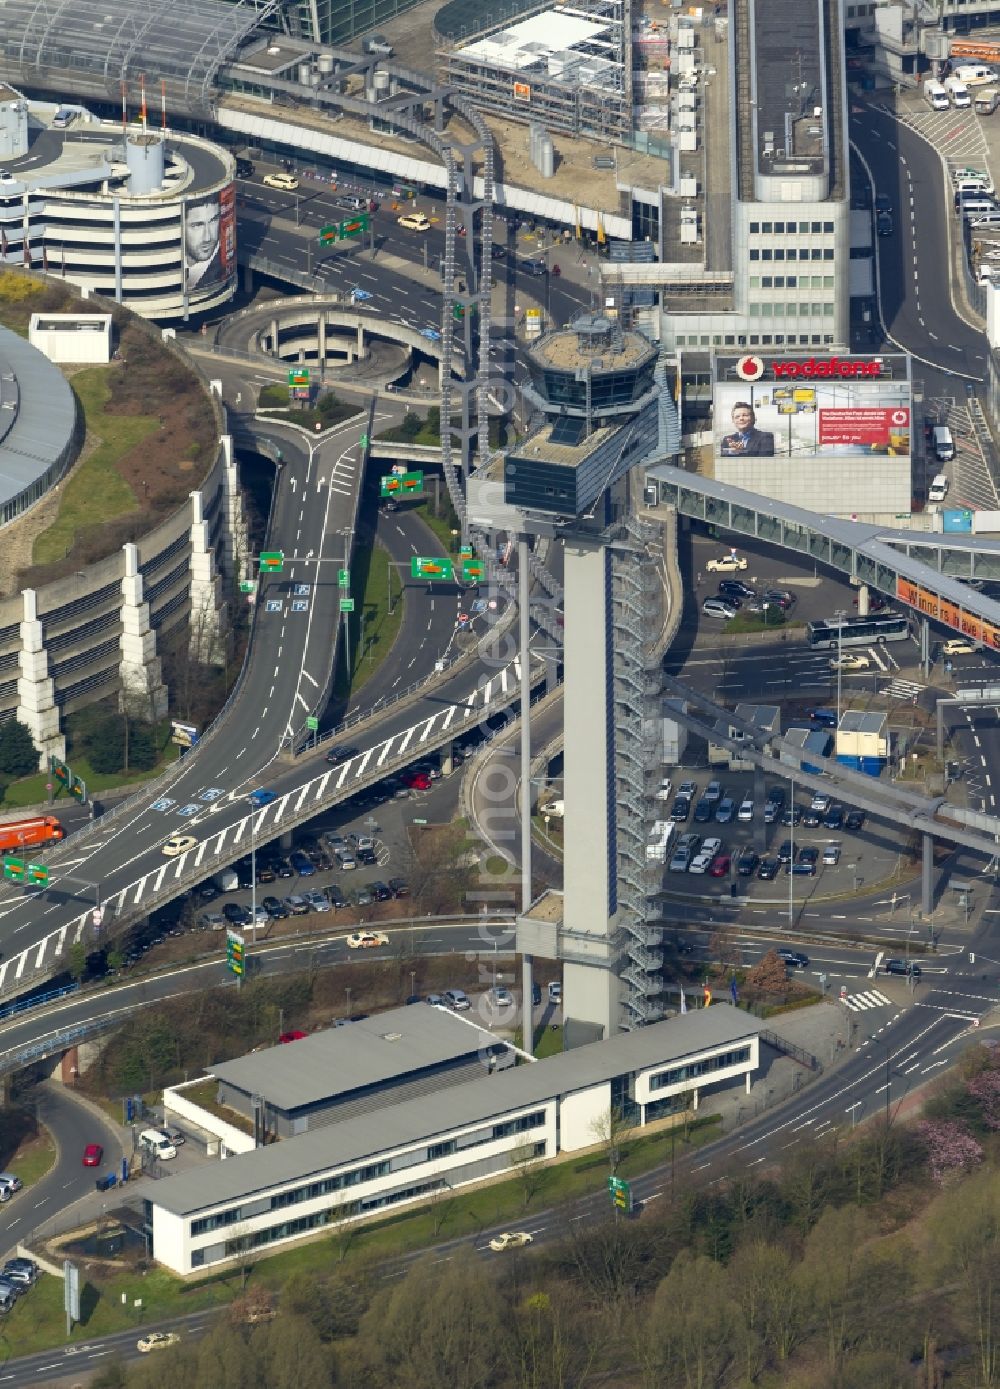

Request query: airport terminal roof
[
  {"left": 210, "top": 1006, "right": 504, "bottom": 1110},
  {"left": 155, "top": 1007, "right": 760, "bottom": 1217},
  {"left": 0, "top": 327, "right": 77, "bottom": 511},
  {"left": 0, "top": 0, "right": 276, "bottom": 108}
]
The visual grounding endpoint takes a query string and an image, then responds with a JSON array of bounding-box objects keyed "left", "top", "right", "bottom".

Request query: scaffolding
[{"left": 610, "top": 511, "right": 668, "bottom": 1029}]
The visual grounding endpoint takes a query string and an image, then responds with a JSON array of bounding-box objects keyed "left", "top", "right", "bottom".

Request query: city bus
[
  {"left": 0, "top": 815, "right": 65, "bottom": 854},
  {"left": 806, "top": 614, "right": 911, "bottom": 649}
]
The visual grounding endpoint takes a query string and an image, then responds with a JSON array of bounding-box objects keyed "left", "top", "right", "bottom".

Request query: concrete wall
[{"left": 164, "top": 1081, "right": 256, "bottom": 1157}]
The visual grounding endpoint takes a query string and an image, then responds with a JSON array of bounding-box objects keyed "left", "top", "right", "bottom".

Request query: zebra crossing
[
  {"left": 882, "top": 677, "right": 925, "bottom": 702},
  {"left": 841, "top": 987, "right": 894, "bottom": 1013}
]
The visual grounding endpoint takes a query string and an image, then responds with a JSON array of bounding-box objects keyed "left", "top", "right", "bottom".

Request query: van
[
  {"left": 214, "top": 868, "right": 239, "bottom": 892},
  {"left": 954, "top": 177, "right": 991, "bottom": 197},
  {"left": 968, "top": 211, "right": 1000, "bottom": 229},
  {"left": 945, "top": 77, "right": 972, "bottom": 107},
  {"left": 953, "top": 64, "right": 996, "bottom": 87},
  {"left": 924, "top": 81, "right": 950, "bottom": 110},
  {"left": 928, "top": 473, "right": 950, "bottom": 503},
  {"left": 932, "top": 425, "right": 955, "bottom": 462},
  {"left": 957, "top": 195, "right": 997, "bottom": 218},
  {"left": 139, "top": 1128, "right": 177, "bottom": 1161},
  {"left": 364, "top": 33, "right": 394, "bottom": 55},
  {"left": 953, "top": 166, "right": 995, "bottom": 194}
]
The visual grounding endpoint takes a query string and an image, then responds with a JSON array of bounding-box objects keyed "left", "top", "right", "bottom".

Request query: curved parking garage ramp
[
  {"left": 646, "top": 464, "right": 1000, "bottom": 647},
  {"left": 0, "top": 325, "right": 77, "bottom": 527}
]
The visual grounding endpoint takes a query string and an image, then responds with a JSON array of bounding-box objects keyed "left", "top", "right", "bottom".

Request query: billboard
[
  {"left": 183, "top": 183, "right": 236, "bottom": 293},
  {"left": 896, "top": 577, "right": 1000, "bottom": 650},
  {"left": 713, "top": 355, "right": 911, "bottom": 461}
]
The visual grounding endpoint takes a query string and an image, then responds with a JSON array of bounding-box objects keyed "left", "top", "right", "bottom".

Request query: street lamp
[{"left": 834, "top": 608, "right": 847, "bottom": 727}]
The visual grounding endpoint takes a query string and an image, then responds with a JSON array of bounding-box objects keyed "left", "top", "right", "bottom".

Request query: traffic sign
[
  {"left": 50, "top": 756, "right": 69, "bottom": 788},
  {"left": 70, "top": 775, "right": 86, "bottom": 804},
  {"left": 319, "top": 213, "right": 371, "bottom": 244},
  {"left": 306, "top": 716, "right": 319, "bottom": 732},
  {"left": 2, "top": 857, "right": 25, "bottom": 883},
  {"left": 380, "top": 470, "right": 424, "bottom": 498},
  {"left": 27, "top": 863, "right": 48, "bottom": 885},
  {"left": 288, "top": 368, "right": 310, "bottom": 388},
  {"left": 459, "top": 543, "right": 474, "bottom": 559},
  {"left": 260, "top": 551, "right": 284, "bottom": 573},
  {"left": 411, "top": 556, "right": 454, "bottom": 581},
  {"left": 338, "top": 568, "right": 350, "bottom": 588},
  {"left": 226, "top": 929, "right": 245, "bottom": 977},
  {"left": 607, "top": 1175, "right": 632, "bottom": 1212},
  {"left": 239, "top": 580, "right": 257, "bottom": 595},
  {"left": 461, "top": 559, "right": 484, "bottom": 582},
  {"left": 340, "top": 598, "right": 355, "bottom": 613},
  {"left": 359, "top": 433, "right": 369, "bottom": 448}
]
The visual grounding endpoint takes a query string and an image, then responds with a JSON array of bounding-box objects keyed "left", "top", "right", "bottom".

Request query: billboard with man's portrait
[{"left": 183, "top": 184, "right": 236, "bottom": 295}]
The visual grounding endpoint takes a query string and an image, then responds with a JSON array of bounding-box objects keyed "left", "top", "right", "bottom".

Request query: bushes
[
  {"left": 0, "top": 720, "right": 38, "bottom": 777},
  {"left": 70, "top": 707, "right": 158, "bottom": 775}
]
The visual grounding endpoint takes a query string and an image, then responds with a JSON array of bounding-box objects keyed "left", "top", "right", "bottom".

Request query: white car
[
  {"left": 162, "top": 834, "right": 197, "bottom": 858},
  {"left": 489, "top": 1231, "right": 533, "bottom": 1252},
  {"left": 737, "top": 798, "right": 754, "bottom": 822},
  {"left": 809, "top": 793, "right": 832, "bottom": 813},
  {"left": 943, "top": 638, "right": 978, "bottom": 656},
  {"left": 688, "top": 851, "right": 714, "bottom": 874},
  {"left": 346, "top": 931, "right": 389, "bottom": 949},
  {"left": 829, "top": 653, "right": 870, "bottom": 671},
  {"left": 137, "top": 1332, "right": 180, "bottom": 1353},
  {"left": 823, "top": 843, "right": 842, "bottom": 865},
  {"left": 653, "top": 777, "right": 674, "bottom": 801},
  {"left": 262, "top": 172, "right": 299, "bottom": 190},
  {"left": 398, "top": 212, "right": 431, "bottom": 231},
  {"left": 705, "top": 554, "right": 748, "bottom": 573}
]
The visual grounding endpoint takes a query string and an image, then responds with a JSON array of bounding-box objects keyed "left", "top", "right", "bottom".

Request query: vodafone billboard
[{"left": 713, "top": 352, "right": 911, "bottom": 461}]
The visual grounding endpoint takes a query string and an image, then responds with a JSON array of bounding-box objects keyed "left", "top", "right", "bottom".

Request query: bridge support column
[
  {"left": 356, "top": 323, "right": 365, "bottom": 360},
  {"left": 270, "top": 318, "right": 279, "bottom": 355},
  {"left": 922, "top": 833, "right": 934, "bottom": 917},
  {"left": 857, "top": 584, "right": 870, "bottom": 617},
  {"left": 221, "top": 435, "right": 251, "bottom": 589},
  {"left": 188, "top": 490, "right": 226, "bottom": 664},
  {"left": 242, "top": 262, "right": 253, "bottom": 296},
  {"left": 544, "top": 650, "right": 559, "bottom": 695},
  {"left": 17, "top": 588, "right": 65, "bottom": 768},
  {"left": 441, "top": 742, "right": 454, "bottom": 776},
  {"left": 317, "top": 314, "right": 327, "bottom": 369},
  {"left": 119, "top": 542, "right": 168, "bottom": 721},
  {"left": 279, "top": 831, "right": 293, "bottom": 853}
]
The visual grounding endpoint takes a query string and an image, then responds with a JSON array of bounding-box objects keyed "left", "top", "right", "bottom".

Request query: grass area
[
  {"left": 0, "top": 725, "right": 179, "bottom": 809},
  {"left": 257, "top": 386, "right": 357, "bottom": 431},
  {"left": 412, "top": 496, "right": 462, "bottom": 554},
  {"left": 9, "top": 1127, "right": 56, "bottom": 1189},
  {"left": 183, "top": 1079, "right": 254, "bottom": 1137},
  {"left": 727, "top": 614, "right": 805, "bottom": 636},
  {"left": 333, "top": 541, "right": 404, "bottom": 701},
  {"left": 380, "top": 422, "right": 442, "bottom": 447},
  {"left": 32, "top": 369, "right": 156, "bottom": 566},
  {"left": 7, "top": 1111, "right": 721, "bottom": 1356}
]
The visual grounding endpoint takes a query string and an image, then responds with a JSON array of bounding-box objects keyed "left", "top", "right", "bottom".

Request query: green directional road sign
[
  {"left": 340, "top": 598, "right": 355, "bottom": 613},
  {"left": 319, "top": 213, "right": 371, "bottom": 244},
  {"left": 338, "top": 568, "right": 350, "bottom": 589},
  {"left": 239, "top": 580, "right": 257, "bottom": 595},
  {"left": 380, "top": 470, "right": 424, "bottom": 498},
  {"left": 607, "top": 1175, "right": 632, "bottom": 1212},
  {"left": 260, "top": 551, "right": 284, "bottom": 573},
  {"left": 461, "top": 558, "right": 485, "bottom": 582},
  {"left": 359, "top": 433, "right": 369, "bottom": 448},
  {"left": 459, "top": 543, "right": 474, "bottom": 559},
  {"left": 3, "top": 857, "right": 25, "bottom": 883},
  {"left": 226, "top": 928, "right": 245, "bottom": 978},
  {"left": 27, "top": 863, "right": 48, "bottom": 885},
  {"left": 411, "top": 556, "right": 454, "bottom": 581},
  {"left": 50, "top": 756, "right": 70, "bottom": 788},
  {"left": 306, "top": 716, "right": 319, "bottom": 732},
  {"left": 319, "top": 223, "right": 337, "bottom": 245},
  {"left": 288, "top": 368, "right": 310, "bottom": 388},
  {"left": 70, "top": 775, "right": 86, "bottom": 804}
]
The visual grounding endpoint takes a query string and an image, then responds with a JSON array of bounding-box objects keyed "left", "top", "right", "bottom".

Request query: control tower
[{"left": 473, "top": 313, "right": 680, "bottom": 1047}]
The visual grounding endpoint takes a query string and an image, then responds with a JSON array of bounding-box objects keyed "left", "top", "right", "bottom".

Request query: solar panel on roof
[{"left": 549, "top": 416, "right": 587, "bottom": 446}]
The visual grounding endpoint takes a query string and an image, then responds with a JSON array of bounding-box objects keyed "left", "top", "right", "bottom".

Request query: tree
[
  {"left": 967, "top": 1068, "right": 1000, "bottom": 1130},
  {"left": 745, "top": 949, "right": 789, "bottom": 995},
  {"left": 504, "top": 1286, "right": 607, "bottom": 1389},
  {"left": 589, "top": 1104, "right": 636, "bottom": 1177},
  {"left": 66, "top": 941, "right": 87, "bottom": 982},
  {"left": 917, "top": 1117, "right": 984, "bottom": 1186},
  {"left": 639, "top": 1250, "right": 739, "bottom": 1389},
  {"left": 398, "top": 411, "right": 423, "bottom": 440},
  {"left": 508, "top": 1140, "right": 549, "bottom": 1210},
  {"left": 260, "top": 1313, "right": 333, "bottom": 1389},
  {"left": 0, "top": 719, "right": 38, "bottom": 777}
]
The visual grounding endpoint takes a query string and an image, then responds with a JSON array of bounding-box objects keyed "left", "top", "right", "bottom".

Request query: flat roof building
[{"left": 150, "top": 1005, "right": 760, "bottom": 1274}]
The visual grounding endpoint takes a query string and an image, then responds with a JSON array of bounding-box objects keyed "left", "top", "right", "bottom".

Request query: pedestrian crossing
[{"left": 841, "top": 988, "right": 893, "bottom": 1013}]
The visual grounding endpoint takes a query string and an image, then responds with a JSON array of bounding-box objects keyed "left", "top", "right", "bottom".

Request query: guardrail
[
  {"left": 758, "top": 1027, "right": 823, "bottom": 1073},
  {"left": 0, "top": 981, "right": 78, "bottom": 1024}
]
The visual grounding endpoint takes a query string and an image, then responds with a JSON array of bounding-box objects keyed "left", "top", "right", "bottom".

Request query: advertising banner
[
  {"left": 184, "top": 183, "right": 236, "bottom": 293},
  {"left": 941, "top": 509, "right": 974, "bottom": 533},
  {"left": 713, "top": 354, "right": 912, "bottom": 461},
  {"left": 896, "top": 577, "right": 1000, "bottom": 650}
]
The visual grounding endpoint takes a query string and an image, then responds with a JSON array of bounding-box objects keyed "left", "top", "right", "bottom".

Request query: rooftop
[
  {"left": 838, "top": 710, "right": 887, "bottom": 733},
  {"left": 210, "top": 1006, "right": 503, "bottom": 1111},
  {"left": 529, "top": 316, "right": 655, "bottom": 372},
  {"left": 752, "top": 0, "right": 826, "bottom": 177},
  {"left": 154, "top": 1006, "right": 760, "bottom": 1218},
  {"left": 455, "top": 10, "right": 612, "bottom": 71},
  {"left": 0, "top": 327, "right": 77, "bottom": 511},
  {"left": 523, "top": 888, "right": 565, "bottom": 922},
  {"left": 509, "top": 416, "right": 619, "bottom": 469}
]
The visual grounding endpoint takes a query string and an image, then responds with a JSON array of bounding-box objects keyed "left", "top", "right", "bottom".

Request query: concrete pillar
[
  {"left": 441, "top": 741, "right": 454, "bottom": 777},
  {"left": 119, "top": 542, "right": 168, "bottom": 720},
  {"left": 270, "top": 319, "right": 280, "bottom": 356},
  {"left": 279, "top": 830, "right": 293, "bottom": 852},
  {"left": 857, "top": 584, "right": 870, "bottom": 617},
  {"left": 922, "top": 832, "right": 934, "bottom": 917},
  {"left": 317, "top": 314, "right": 327, "bottom": 368},
  {"left": 16, "top": 587, "right": 65, "bottom": 767},
  {"left": 438, "top": 356, "right": 447, "bottom": 390},
  {"left": 544, "top": 650, "right": 559, "bottom": 695},
  {"left": 242, "top": 262, "right": 253, "bottom": 295},
  {"left": 356, "top": 323, "right": 365, "bottom": 359},
  {"left": 692, "top": 1087, "right": 700, "bottom": 1111},
  {"left": 188, "top": 490, "right": 225, "bottom": 664},
  {"left": 221, "top": 435, "right": 250, "bottom": 587},
  {"left": 745, "top": 1071, "right": 752, "bottom": 1094}
]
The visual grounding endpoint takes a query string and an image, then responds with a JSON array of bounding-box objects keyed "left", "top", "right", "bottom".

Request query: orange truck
[{"left": 0, "top": 816, "right": 65, "bottom": 854}]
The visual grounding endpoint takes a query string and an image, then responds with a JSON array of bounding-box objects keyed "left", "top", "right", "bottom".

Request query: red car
[
  {"left": 82, "top": 1143, "right": 103, "bottom": 1167},
  {"left": 402, "top": 770, "right": 432, "bottom": 791},
  {"left": 708, "top": 854, "right": 731, "bottom": 878},
  {"left": 278, "top": 1030, "right": 307, "bottom": 1044}
]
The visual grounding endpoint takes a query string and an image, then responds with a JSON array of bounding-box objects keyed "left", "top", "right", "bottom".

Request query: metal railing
[{"left": 758, "top": 1027, "right": 823, "bottom": 1073}]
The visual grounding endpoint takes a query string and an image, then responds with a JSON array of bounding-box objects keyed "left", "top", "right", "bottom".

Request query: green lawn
[
  {"left": 0, "top": 727, "right": 179, "bottom": 809},
  {"left": 412, "top": 497, "right": 463, "bottom": 554},
  {"left": 334, "top": 541, "right": 404, "bottom": 700},
  {"left": 32, "top": 369, "right": 156, "bottom": 565},
  {"left": 8, "top": 1128, "right": 56, "bottom": 1189}
]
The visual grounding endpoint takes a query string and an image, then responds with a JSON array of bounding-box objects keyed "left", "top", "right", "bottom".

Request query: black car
[
  {"left": 491, "top": 244, "right": 508, "bottom": 260},
  {"left": 718, "top": 579, "right": 756, "bottom": 601},
  {"left": 876, "top": 210, "right": 893, "bottom": 236},
  {"left": 845, "top": 809, "right": 866, "bottom": 832},
  {"left": 256, "top": 861, "right": 276, "bottom": 884},
  {"left": 778, "top": 949, "right": 810, "bottom": 969},
  {"left": 884, "top": 959, "right": 921, "bottom": 977},
  {"left": 802, "top": 808, "right": 822, "bottom": 828},
  {"left": 325, "top": 744, "right": 359, "bottom": 766},
  {"left": 357, "top": 847, "right": 378, "bottom": 866},
  {"left": 235, "top": 861, "right": 254, "bottom": 889},
  {"left": 670, "top": 795, "right": 692, "bottom": 822},
  {"left": 763, "top": 589, "right": 795, "bottom": 610},
  {"left": 757, "top": 857, "right": 780, "bottom": 880},
  {"left": 737, "top": 849, "right": 760, "bottom": 877},
  {"left": 223, "top": 902, "right": 252, "bottom": 927},
  {"left": 777, "top": 839, "right": 795, "bottom": 864},
  {"left": 824, "top": 804, "right": 845, "bottom": 830},
  {"left": 781, "top": 806, "right": 802, "bottom": 827},
  {"left": 388, "top": 877, "right": 410, "bottom": 898},
  {"left": 517, "top": 258, "right": 547, "bottom": 276},
  {"left": 371, "top": 881, "right": 393, "bottom": 902},
  {"left": 195, "top": 882, "right": 219, "bottom": 903},
  {"left": 789, "top": 860, "right": 816, "bottom": 876},
  {"left": 327, "top": 884, "right": 347, "bottom": 908},
  {"left": 694, "top": 798, "right": 714, "bottom": 823},
  {"left": 235, "top": 157, "right": 254, "bottom": 178},
  {"left": 798, "top": 845, "right": 819, "bottom": 866},
  {"left": 262, "top": 896, "right": 288, "bottom": 919}
]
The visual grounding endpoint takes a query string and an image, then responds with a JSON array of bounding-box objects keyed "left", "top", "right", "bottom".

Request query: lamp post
[
  {"left": 788, "top": 774, "right": 795, "bottom": 926},
  {"left": 835, "top": 608, "right": 847, "bottom": 727}
]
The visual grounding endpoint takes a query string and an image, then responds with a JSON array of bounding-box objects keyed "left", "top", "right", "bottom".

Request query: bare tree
[
  {"left": 508, "top": 1140, "right": 549, "bottom": 1210},
  {"left": 589, "top": 1104, "right": 637, "bottom": 1177}
]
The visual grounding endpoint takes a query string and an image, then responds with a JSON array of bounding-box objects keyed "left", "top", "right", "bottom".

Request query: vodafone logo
[
  {"left": 890, "top": 409, "right": 908, "bottom": 425},
  {"left": 736, "top": 355, "right": 765, "bottom": 382}
]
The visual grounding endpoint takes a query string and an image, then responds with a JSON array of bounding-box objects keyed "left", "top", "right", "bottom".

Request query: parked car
[
  {"left": 715, "top": 797, "right": 736, "bottom": 823},
  {"left": 845, "top": 809, "right": 866, "bottom": 832},
  {"left": 327, "top": 884, "right": 347, "bottom": 908},
  {"left": 777, "top": 840, "right": 795, "bottom": 865},
  {"left": 708, "top": 853, "right": 731, "bottom": 878},
  {"left": 824, "top": 804, "right": 845, "bottom": 830},
  {"left": 290, "top": 850, "right": 315, "bottom": 876},
  {"left": 222, "top": 902, "right": 252, "bottom": 927},
  {"left": 371, "top": 881, "right": 393, "bottom": 902},
  {"left": 798, "top": 846, "right": 820, "bottom": 867},
  {"left": 717, "top": 579, "right": 756, "bottom": 600},
  {"left": 737, "top": 849, "right": 759, "bottom": 877},
  {"left": 444, "top": 988, "right": 471, "bottom": 1010},
  {"left": 284, "top": 894, "right": 310, "bottom": 915},
  {"left": 702, "top": 597, "right": 737, "bottom": 621},
  {"left": 402, "top": 770, "right": 432, "bottom": 791},
  {"left": 490, "top": 985, "right": 514, "bottom": 1007},
  {"left": 305, "top": 889, "right": 331, "bottom": 913},
  {"left": 235, "top": 157, "right": 254, "bottom": 178},
  {"left": 823, "top": 843, "right": 842, "bottom": 865},
  {"left": 737, "top": 797, "right": 754, "bottom": 822},
  {"left": 704, "top": 781, "right": 723, "bottom": 802},
  {"left": 706, "top": 554, "right": 748, "bottom": 572},
  {"left": 757, "top": 857, "right": 780, "bottom": 880},
  {"left": 693, "top": 798, "right": 714, "bottom": 823},
  {"left": 670, "top": 795, "right": 691, "bottom": 822},
  {"left": 802, "top": 808, "right": 822, "bottom": 828},
  {"left": 354, "top": 886, "right": 373, "bottom": 907},
  {"left": 548, "top": 981, "right": 562, "bottom": 1003},
  {"left": 261, "top": 895, "right": 287, "bottom": 919},
  {"left": 678, "top": 779, "right": 698, "bottom": 799},
  {"left": 781, "top": 806, "right": 802, "bottom": 827},
  {"left": 388, "top": 877, "right": 410, "bottom": 897},
  {"left": 763, "top": 589, "right": 795, "bottom": 610}
]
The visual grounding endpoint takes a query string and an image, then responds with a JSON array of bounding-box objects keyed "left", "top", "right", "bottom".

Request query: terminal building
[
  {"left": 0, "top": 86, "right": 236, "bottom": 321},
  {"left": 150, "top": 1003, "right": 760, "bottom": 1274}
]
